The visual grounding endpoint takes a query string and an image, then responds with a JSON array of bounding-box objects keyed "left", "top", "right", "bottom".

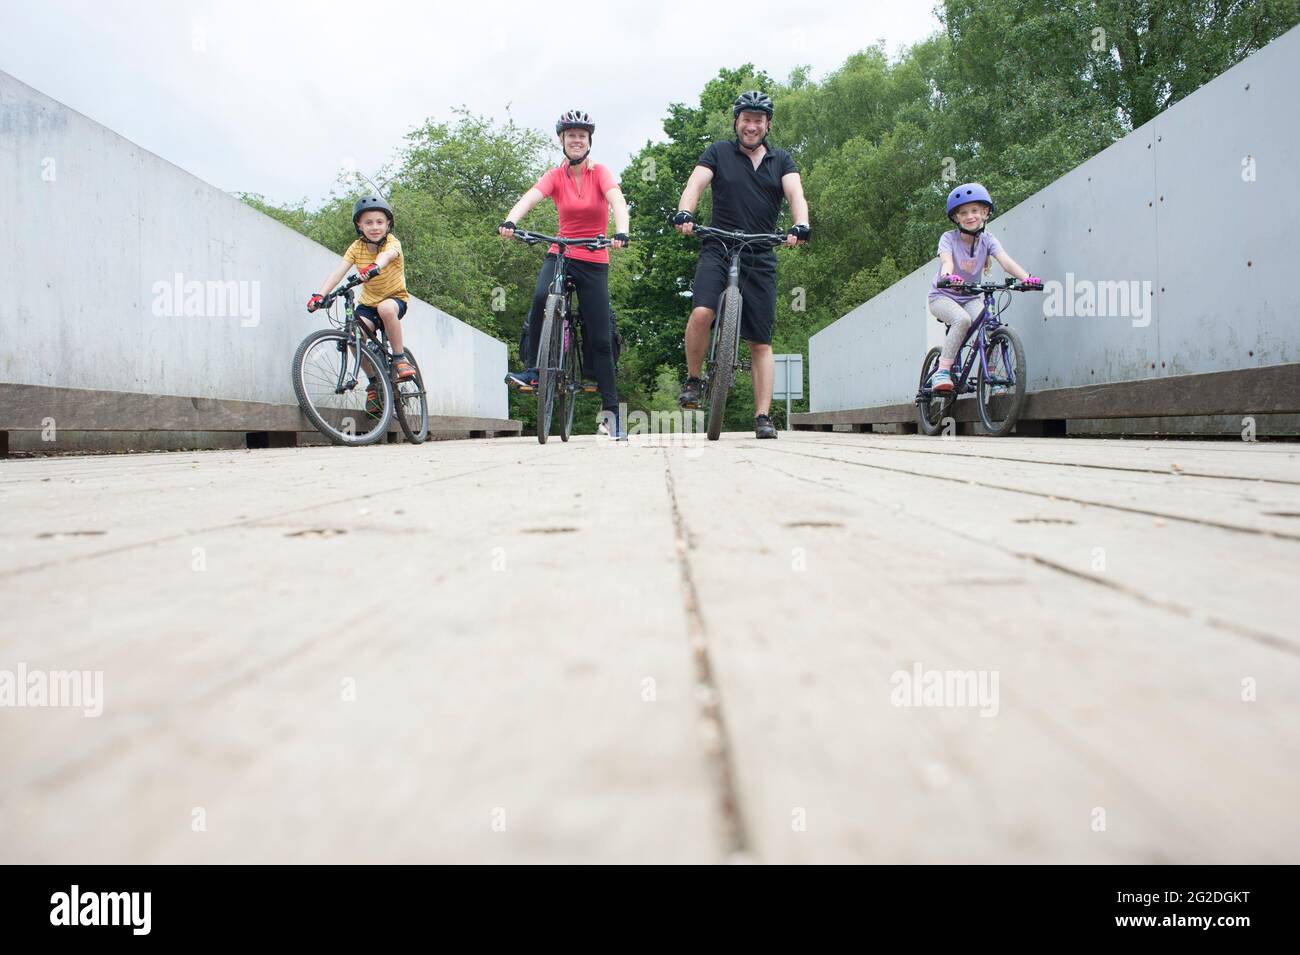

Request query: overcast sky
[{"left": 2, "top": 0, "right": 943, "bottom": 206}]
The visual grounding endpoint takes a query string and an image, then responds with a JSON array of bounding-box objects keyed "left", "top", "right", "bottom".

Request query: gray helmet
[
  {"left": 732, "top": 90, "right": 774, "bottom": 119},
  {"left": 352, "top": 195, "right": 393, "bottom": 229},
  {"left": 555, "top": 110, "right": 595, "bottom": 137}
]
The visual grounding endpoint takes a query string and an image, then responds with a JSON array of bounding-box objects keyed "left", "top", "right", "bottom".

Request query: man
[{"left": 673, "top": 90, "right": 810, "bottom": 439}]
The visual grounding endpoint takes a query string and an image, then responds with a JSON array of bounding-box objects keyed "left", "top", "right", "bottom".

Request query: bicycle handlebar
[
  {"left": 689, "top": 224, "right": 789, "bottom": 248},
  {"left": 317, "top": 272, "right": 366, "bottom": 308},
  {"left": 509, "top": 228, "right": 611, "bottom": 251},
  {"left": 937, "top": 278, "right": 1044, "bottom": 292}
]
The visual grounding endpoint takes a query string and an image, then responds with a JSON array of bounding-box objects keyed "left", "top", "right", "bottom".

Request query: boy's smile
[{"left": 357, "top": 210, "right": 390, "bottom": 244}]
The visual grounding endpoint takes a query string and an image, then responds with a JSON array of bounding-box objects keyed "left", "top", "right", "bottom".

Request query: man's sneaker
[
  {"left": 931, "top": 368, "right": 954, "bottom": 393},
  {"left": 598, "top": 410, "right": 628, "bottom": 442},
  {"left": 365, "top": 384, "right": 382, "bottom": 417},
  {"left": 393, "top": 357, "right": 417, "bottom": 381},
  {"left": 755, "top": 414, "right": 778, "bottom": 439},
  {"left": 505, "top": 368, "right": 538, "bottom": 392},
  {"left": 678, "top": 376, "right": 704, "bottom": 408}
]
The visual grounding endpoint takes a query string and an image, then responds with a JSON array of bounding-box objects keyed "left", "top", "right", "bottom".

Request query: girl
[{"left": 928, "top": 183, "right": 1039, "bottom": 392}]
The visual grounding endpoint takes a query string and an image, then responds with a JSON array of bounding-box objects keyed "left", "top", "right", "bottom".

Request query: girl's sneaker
[{"left": 931, "top": 369, "right": 954, "bottom": 393}]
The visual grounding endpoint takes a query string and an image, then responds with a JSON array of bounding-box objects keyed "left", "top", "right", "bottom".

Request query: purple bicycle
[{"left": 916, "top": 278, "right": 1043, "bottom": 437}]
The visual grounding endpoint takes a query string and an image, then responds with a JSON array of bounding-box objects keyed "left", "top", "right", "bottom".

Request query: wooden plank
[
  {"left": 0, "top": 437, "right": 715, "bottom": 863},
  {"left": 763, "top": 439, "right": 1300, "bottom": 539},
  {"left": 0, "top": 382, "right": 521, "bottom": 435},
  {"left": 793, "top": 431, "right": 1300, "bottom": 484},
  {"left": 667, "top": 438, "right": 1300, "bottom": 862},
  {"left": 793, "top": 362, "right": 1300, "bottom": 428}
]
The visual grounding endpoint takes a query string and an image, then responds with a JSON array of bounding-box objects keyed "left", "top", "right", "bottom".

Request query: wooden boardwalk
[{"left": 2, "top": 432, "right": 1297, "bottom": 863}]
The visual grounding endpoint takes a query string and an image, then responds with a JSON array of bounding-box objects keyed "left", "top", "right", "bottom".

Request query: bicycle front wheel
[
  {"left": 395, "top": 348, "right": 429, "bottom": 444},
  {"left": 706, "top": 287, "right": 741, "bottom": 441},
  {"left": 292, "top": 329, "right": 393, "bottom": 446},
  {"left": 977, "top": 326, "right": 1027, "bottom": 436},
  {"left": 536, "top": 294, "right": 562, "bottom": 444},
  {"left": 916, "top": 346, "right": 953, "bottom": 437},
  {"left": 558, "top": 322, "right": 577, "bottom": 442}
]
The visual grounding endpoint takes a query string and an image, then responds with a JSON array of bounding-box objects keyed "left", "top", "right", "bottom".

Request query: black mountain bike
[
  {"left": 292, "top": 273, "right": 428, "bottom": 446},
  {"left": 509, "top": 229, "right": 611, "bottom": 444},
  {"left": 686, "top": 225, "right": 788, "bottom": 440}
]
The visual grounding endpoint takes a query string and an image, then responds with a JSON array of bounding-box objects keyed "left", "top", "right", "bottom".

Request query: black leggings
[{"left": 526, "top": 254, "right": 618, "bottom": 413}]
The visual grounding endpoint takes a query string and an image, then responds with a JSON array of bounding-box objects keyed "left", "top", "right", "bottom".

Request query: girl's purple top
[{"left": 929, "top": 229, "right": 1003, "bottom": 303}]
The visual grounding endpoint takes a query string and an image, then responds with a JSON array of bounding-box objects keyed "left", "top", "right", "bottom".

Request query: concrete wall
[
  {"left": 0, "top": 70, "right": 507, "bottom": 420},
  {"left": 810, "top": 26, "right": 1300, "bottom": 413}
]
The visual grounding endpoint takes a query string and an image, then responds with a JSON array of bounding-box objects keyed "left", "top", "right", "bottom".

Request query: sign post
[{"left": 772, "top": 354, "right": 803, "bottom": 431}]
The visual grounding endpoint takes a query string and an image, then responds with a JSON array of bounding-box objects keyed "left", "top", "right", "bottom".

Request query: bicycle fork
[{"left": 336, "top": 328, "right": 366, "bottom": 394}]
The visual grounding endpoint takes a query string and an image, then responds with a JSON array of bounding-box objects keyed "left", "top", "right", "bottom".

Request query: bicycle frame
[
  {"left": 691, "top": 226, "right": 788, "bottom": 381},
  {"left": 546, "top": 250, "right": 585, "bottom": 386},
  {"left": 921, "top": 284, "right": 1017, "bottom": 399},
  {"left": 948, "top": 292, "right": 1003, "bottom": 395},
  {"left": 512, "top": 229, "right": 609, "bottom": 382},
  {"left": 318, "top": 275, "right": 401, "bottom": 395}
]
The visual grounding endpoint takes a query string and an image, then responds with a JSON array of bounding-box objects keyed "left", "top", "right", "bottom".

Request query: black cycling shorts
[
  {"left": 355, "top": 298, "right": 408, "bottom": 328},
  {"left": 690, "top": 243, "right": 778, "bottom": 345}
]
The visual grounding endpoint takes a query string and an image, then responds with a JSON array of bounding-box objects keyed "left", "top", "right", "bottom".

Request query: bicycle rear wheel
[
  {"left": 292, "top": 329, "right": 393, "bottom": 446},
  {"left": 916, "top": 346, "right": 953, "bottom": 437},
  {"left": 977, "top": 326, "right": 1027, "bottom": 436},
  {"left": 536, "top": 294, "right": 562, "bottom": 444},
  {"left": 558, "top": 321, "right": 578, "bottom": 442},
  {"left": 395, "top": 348, "right": 429, "bottom": 444},
  {"left": 706, "top": 287, "right": 741, "bottom": 441}
]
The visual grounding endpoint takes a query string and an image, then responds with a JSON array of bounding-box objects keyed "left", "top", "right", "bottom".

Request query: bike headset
[
  {"left": 945, "top": 183, "right": 994, "bottom": 241},
  {"left": 556, "top": 111, "right": 596, "bottom": 167},
  {"left": 733, "top": 90, "right": 774, "bottom": 152},
  {"left": 352, "top": 195, "right": 394, "bottom": 251}
]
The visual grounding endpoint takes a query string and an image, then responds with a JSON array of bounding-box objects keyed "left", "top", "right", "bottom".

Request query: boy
[{"left": 307, "top": 195, "right": 414, "bottom": 413}]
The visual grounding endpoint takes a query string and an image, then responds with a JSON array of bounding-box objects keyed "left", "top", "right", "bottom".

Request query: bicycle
[
  {"left": 684, "top": 225, "right": 789, "bottom": 441},
  {"left": 915, "top": 277, "right": 1043, "bottom": 437},
  {"left": 508, "top": 228, "right": 612, "bottom": 444},
  {"left": 292, "top": 273, "right": 429, "bottom": 446}
]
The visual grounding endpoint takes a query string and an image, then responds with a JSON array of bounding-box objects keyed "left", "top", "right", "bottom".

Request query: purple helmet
[{"left": 946, "top": 183, "right": 994, "bottom": 218}]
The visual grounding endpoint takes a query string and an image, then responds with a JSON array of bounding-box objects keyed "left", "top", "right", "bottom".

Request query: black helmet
[
  {"left": 352, "top": 195, "right": 393, "bottom": 228},
  {"left": 352, "top": 195, "right": 393, "bottom": 242},
  {"left": 555, "top": 110, "right": 595, "bottom": 137},
  {"left": 732, "top": 91, "right": 774, "bottom": 119}
]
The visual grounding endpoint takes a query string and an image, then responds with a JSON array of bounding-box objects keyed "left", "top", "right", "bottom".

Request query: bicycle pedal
[{"left": 582, "top": 385, "right": 599, "bottom": 394}]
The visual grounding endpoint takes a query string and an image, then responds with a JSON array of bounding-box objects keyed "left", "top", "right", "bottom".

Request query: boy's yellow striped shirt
[{"left": 344, "top": 234, "right": 410, "bottom": 306}]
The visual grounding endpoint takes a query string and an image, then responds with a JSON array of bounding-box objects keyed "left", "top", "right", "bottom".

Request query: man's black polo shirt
[{"left": 697, "top": 139, "right": 798, "bottom": 242}]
